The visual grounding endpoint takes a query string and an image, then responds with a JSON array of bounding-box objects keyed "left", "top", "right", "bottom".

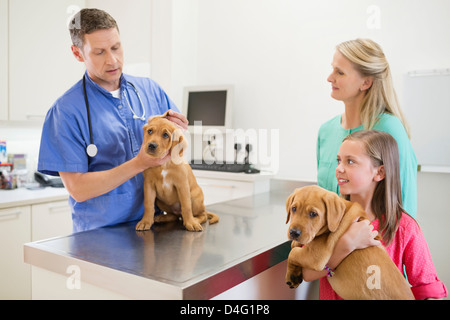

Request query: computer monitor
[{"left": 182, "top": 85, "right": 233, "bottom": 132}]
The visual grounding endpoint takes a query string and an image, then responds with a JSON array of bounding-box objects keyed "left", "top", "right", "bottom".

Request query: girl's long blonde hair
[
  {"left": 343, "top": 130, "right": 408, "bottom": 246},
  {"left": 337, "top": 39, "right": 411, "bottom": 138}
]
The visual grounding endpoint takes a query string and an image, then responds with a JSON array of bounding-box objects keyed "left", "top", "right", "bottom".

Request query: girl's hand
[
  {"left": 301, "top": 217, "right": 381, "bottom": 282},
  {"left": 341, "top": 217, "right": 381, "bottom": 252}
]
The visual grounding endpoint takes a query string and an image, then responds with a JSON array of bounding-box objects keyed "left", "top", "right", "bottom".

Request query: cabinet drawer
[
  {"left": 31, "top": 200, "right": 72, "bottom": 241},
  {"left": 196, "top": 178, "right": 254, "bottom": 205}
]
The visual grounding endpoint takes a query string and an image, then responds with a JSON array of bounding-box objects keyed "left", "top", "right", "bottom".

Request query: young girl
[{"left": 304, "top": 130, "right": 447, "bottom": 300}]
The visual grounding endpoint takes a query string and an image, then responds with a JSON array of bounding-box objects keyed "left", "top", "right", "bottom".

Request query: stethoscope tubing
[
  {"left": 82, "top": 76, "right": 94, "bottom": 147},
  {"left": 82, "top": 75, "right": 145, "bottom": 157}
]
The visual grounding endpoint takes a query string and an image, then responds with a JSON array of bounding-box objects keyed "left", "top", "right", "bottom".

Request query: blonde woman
[{"left": 317, "top": 38, "right": 417, "bottom": 217}]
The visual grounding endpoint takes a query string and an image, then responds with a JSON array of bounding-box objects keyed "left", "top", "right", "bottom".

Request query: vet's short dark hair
[{"left": 69, "top": 8, "right": 119, "bottom": 48}]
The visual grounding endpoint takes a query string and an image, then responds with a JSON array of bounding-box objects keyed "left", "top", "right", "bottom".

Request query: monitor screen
[
  {"left": 183, "top": 85, "right": 233, "bottom": 131},
  {"left": 187, "top": 90, "right": 227, "bottom": 126}
]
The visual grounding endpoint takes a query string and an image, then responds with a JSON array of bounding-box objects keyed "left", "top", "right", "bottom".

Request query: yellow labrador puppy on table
[{"left": 136, "top": 111, "right": 219, "bottom": 232}]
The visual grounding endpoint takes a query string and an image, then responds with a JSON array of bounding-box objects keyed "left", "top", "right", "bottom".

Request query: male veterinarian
[{"left": 38, "top": 8, "right": 188, "bottom": 232}]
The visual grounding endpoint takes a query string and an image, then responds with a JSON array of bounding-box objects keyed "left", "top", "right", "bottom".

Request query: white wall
[
  {"left": 87, "top": 0, "right": 152, "bottom": 77},
  {"left": 2, "top": 0, "right": 448, "bottom": 297},
  {"left": 161, "top": 0, "right": 450, "bottom": 181},
  {"left": 416, "top": 172, "right": 450, "bottom": 300},
  {"left": 1, "top": 0, "right": 152, "bottom": 168},
  {"left": 155, "top": 0, "right": 450, "bottom": 297},
  {"left": 3, "top": 0, "right": 449, "bottom": 181},
  {"left": 4, "top": 0, "right": 449, "bottom": 179}
]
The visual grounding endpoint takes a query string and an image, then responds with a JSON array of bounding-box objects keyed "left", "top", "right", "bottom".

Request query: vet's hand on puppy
[
  {"left": 165, "top": 110, "right": 189, "bottom": 130},
  {"left": 134, "top": 142, "right": 171, "bottom": 172}
]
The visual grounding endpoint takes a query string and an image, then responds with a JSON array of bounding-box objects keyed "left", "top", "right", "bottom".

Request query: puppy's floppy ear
[
  {"left": 146, "top": 111, "right": 171, "bottom": 124},
  {"left": 160, "top": 110, "right": 171, "bottom": 118},
  {"left": 285, "top": 190, "right": 297, "bottom": 224},
  {"left": 324, "top": 192, "right": 347, "bottom": 232},
  {"left": 170, "top": 128, "right": 188, "bottom": 164},
  {"left": 146, "top": 116, "right": 158, "bottom": 125}
]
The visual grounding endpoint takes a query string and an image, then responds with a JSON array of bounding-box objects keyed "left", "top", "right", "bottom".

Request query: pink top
[{"left": 319, "top": 213, "right": 447, "bottom": 300}]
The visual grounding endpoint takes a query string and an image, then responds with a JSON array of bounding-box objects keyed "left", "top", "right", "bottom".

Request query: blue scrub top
[{"left": 38, "top": 72, "right": 179, "bottom": 232}]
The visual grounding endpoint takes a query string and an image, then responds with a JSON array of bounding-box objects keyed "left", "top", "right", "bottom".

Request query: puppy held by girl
[{"left": 306, "top": 130, "right": 447, "bottom": 300}]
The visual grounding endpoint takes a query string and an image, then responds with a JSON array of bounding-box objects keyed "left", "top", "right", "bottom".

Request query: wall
[
  {"left": 86, "top": 0, "right": 152, "bottom": 76},
  {"left": 0, "top": 0, "right": 152, "bottom": 169},
  {"left": 3, "top": 1, "right": 449, "bottom": 178},
  {"left": 158, "top": 2, "right": 450, "bottom": 297},
  {"left": 416, "top": 172, "right": 450, "bottom": 299},
  {"left": 165, "top": 0, "right": 450, "bottom": 181},
  {"left": 1, "top": 0, "right": 449, "bottom": 298}
]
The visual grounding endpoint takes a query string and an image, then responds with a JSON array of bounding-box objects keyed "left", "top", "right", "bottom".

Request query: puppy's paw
[
  {"left": 184, "top": 220, "right": 203, "bottom": 232},
  {"left": 285, "top": 264, "right": 303, "bottom": 289},
  {"left": 135, "top": 219, "right": 154, "bottom": 231}
]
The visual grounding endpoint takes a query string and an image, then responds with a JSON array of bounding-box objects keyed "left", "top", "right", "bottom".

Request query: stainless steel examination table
[{"left": 24, "top": 190, "right": 318, "bottom": 299}]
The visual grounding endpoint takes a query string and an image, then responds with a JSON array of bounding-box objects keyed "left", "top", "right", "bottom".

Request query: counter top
[
  {"left": 0, "top": 171, "right": 270, "bottom": 209},
  {"left": 0, "top": 187, "right": 69, "bottom": 209},
  {"left": 192, "top": 169, "right": 273, "bottom": 182},
  {"left": 24, "top": 190, "right": 292, "bottom": 299}
]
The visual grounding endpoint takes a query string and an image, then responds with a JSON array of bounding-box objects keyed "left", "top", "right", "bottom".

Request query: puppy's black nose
[
  {"left": 289, "top": 228, "right": 301, "bottom": 240},
  {"left": 148, "top": 142, "right": 158, "bottom": 151}
]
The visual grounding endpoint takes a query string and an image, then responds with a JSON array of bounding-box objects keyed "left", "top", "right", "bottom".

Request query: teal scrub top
[{"left": 316, "top": 113, "right": 417, "bottom": 218}]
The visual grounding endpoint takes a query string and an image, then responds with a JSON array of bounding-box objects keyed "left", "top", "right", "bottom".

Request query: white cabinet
[
  {"left": 31, "top": 200, "right": 72, "bottom": 241},
  {"left": 2, "top": 0, "right": 152, "bottom": 122},
  {"left": 1, "top": 171, "right": 269, "bottom": 299},
  {"left": 198, "top": 178, "right": 254, "bottom": 205},
  {"left": 0, "top": 0, "right": 8, "bottom": 120},
  {"left": 0, "top": 200, "right": 72, "bottom": 299},
  {"left": 0, "top": 206, "right": 31, "bottom": 299},
  {"left": 7, "top": 0, "right": 85, "bottom": 121},
  {"left": 193, "top": 170, "right": 272, "bottom": 205}
]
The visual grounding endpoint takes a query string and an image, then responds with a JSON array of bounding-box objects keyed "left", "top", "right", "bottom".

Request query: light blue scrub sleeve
[{"left": 38, "top": 100, "right": 89, "bottom": 176}]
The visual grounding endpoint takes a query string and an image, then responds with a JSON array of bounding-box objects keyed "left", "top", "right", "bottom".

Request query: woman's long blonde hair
[{"left": 337, "top": 39, "right": 411, "bottom": 138}]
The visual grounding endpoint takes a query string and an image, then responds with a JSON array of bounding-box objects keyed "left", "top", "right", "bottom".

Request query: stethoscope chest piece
[{"left": 86, "top": 144, "right": 98, "bottom": 157}]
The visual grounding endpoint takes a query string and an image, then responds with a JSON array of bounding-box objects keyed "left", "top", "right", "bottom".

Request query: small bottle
[{"left": 0, "top": 140, "right": 6, "bottom": 164}]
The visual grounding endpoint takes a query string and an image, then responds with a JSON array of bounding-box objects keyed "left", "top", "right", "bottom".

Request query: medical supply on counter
[
  {"left": 0, "top": 163, "right": 15, "bottom": 189},
  {"left": 0, "top": 140, "right": 6, "bottom": 164},
  {"left": 7, "top": 153, "right": 27, "bottom": 170}
]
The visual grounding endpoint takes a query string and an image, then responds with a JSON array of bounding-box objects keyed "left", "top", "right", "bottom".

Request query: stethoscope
[{"left": 82, "top": 75, "right": 146, "bottom": 157}]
